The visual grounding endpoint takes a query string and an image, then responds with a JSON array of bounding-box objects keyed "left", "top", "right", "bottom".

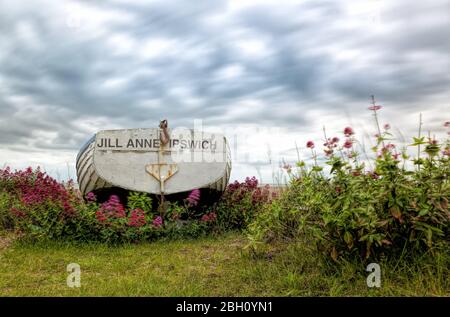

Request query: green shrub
[
  {"left": 249, "top": 105, "right": 449, "bottom": 263},
  {"left": 0, "top": 167, "right": 84, "bottom": 240},
  {"left": 215, "top": 176, "right": 272, "bottom": 231},
  {"left": 0, "top": 167, "right": 218, "bottom": 243},
  {"left": 0, "top": 191, "right": 14, "bottom": 229},
  {"left": 127, "top": 191, "right": 153, "bottom": 213}
]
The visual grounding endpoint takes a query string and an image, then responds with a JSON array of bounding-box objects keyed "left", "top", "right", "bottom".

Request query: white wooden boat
[{"left": 76, "top": 125, "right": 232, "bottom": 201}]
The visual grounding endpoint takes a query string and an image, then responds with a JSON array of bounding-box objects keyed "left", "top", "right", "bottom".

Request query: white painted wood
[{"left": 76, "top": 128, "right": 231, "bottom": 196}]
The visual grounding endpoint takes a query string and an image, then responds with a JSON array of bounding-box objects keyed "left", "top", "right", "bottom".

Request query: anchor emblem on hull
[
  {"left": 146, "top": 120, "right": 178, "bottom": 212},
  {"left": 145, "top": 163, "right": 178, "bottom": 195}
]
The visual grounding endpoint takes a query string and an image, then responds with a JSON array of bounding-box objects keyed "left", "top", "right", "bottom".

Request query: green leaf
[
  {"left": 410, "top": 137, "right": 426, "bottom": 146},
  {"left": 312, "top": 166, "right": 323, "bottom": 172},
  {"left": 296, "top": 161, "right": 306, "bottom": 167},
  {"left": 344, "top": 231, "right": 353, "bottom": 249},
  {"left": 418, "top": 209, "right": 428, "bottom": 217}
]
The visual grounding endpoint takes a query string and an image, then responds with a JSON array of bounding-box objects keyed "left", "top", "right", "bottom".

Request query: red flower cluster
[
  {"left": 228, "top": 176, "right": 259, "bottom": 192},
  {"left": 244, "top": 176, "right": 259, "bottom": 189},
  {"left": 86, "top": 192, "right": 96, "bottom": 202},
  {"left": 251, "top": 184, "right": 271, "bottom": 205},
  {"left": 201, "top": 212, "right": 217, "bottom": 223},
  {"left": 306, "top": 140, "right": 315, "bottom": 149},
  {"left": 152, "top": 216, "right": 163, "bottom": 228},
  {"left": 96, "top": 195, "right": 126, "bottom": 222},
  {"left": 377, "top": 142, "right": 400, "bottom": 160},
  {"left": 186, "top": 189, "right": 201, "bottom": 206},
  {"left": 343, "top": 127, "right": 354, "bottom": 137},
  {"left": 367, "top": 171, "right": 380, "bottom": 180},
  {"left": 95, "top": 210, "right": 108, "bottom": 222},
  {"left": 368, "top": 105, "right": 382, "bottom": 111},
  {"left": 225, "top": 177, "right": 271, "bottom": 206},
  {"left": 10, "top": 207, "right": 26, "bottom": 218},
  {"left": 128, "top": 208, "right": 146, "bottom": 227},
  {"left": 1, "top": 166, "right": 77, "bottom": 218},
  {"left": 343, "top": 139, "right": 353, "bottom": 149},
  {"left": 323, "top": 137, "right": 339, "bottom": 156}
]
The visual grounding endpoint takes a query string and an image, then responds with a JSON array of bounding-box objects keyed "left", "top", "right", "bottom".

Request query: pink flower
[
  {"left": 152, "top": 216, "right": 163, "bottom": 228},
  {"left": 208, "top": 212, "right": 217, "bottom": 222},
  {"left": 383, "top": 123, "right": 391, "bottom": 130},
  {"left": 244, "top": 176, "right": 258, "bottom": 189},
  {"left": 86, "top": 192, "right": 96, "bottom": 202},
  {"left": 386, "top": 143, "right": 396, "bottom": 150},
  {"left": 100, "top": 195, "right": 125, "bottom": 218},
  {"left": 368, "top": 105, "right": 382, "bottom": 111},
  {"left": 0, "top": 166, "right": 80, "bottom": 220},
  {"left": 444, "top": 121, "right": 450, "bottom": 127},
  {"left": 324, "top": 137, "right": 339, "bottom": 148},
  {"left": 352, "top": 171, "right": 361, "bottom": 177},
  {"left": 343, "top": 139, "right": 353, "bottom": 149},
  {"left": 95, "top": 210, "right": 107, "bottom": 222},
  {"left": 201, "top": 212, "right": 217, "bottom": 223},
  {"left": 187, "top": 189, "right": 201, "bottom": 206},
  {"left": 343, "top": 127, "right": 354, "bottom": 137},
  {"left": 10, "top": 208, "right": 26, "bottom": 218},
  {"left": 306, "top": 141, "right": 315, "bottom": 148},
  {"left": 128, "top": 208, "right": 146, "bottom": 227},
  {"left": 282, "top": 163, "right": 292, "bottom": 172}
]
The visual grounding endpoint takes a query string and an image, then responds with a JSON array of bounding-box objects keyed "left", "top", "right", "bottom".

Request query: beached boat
[{"left": 76, "top": 122, "right": 232, "bottom": 202}]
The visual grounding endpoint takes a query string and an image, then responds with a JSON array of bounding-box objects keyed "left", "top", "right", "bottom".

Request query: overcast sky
[{"left": 0, "top": 0, "right": 449, "bottom": 183}]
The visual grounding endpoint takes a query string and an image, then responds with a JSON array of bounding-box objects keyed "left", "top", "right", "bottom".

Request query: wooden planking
[
  {"left": 78, "top": 160, "right": 95, "bottom": 194},
  {"left": 76, "top": 145, "right": 93, "bottom": 171},
  {"left": 78, "top": 157, "right": 94, "bottom": 188},
  {"left": 85, "top": 173, "right": 100, "bottom": 194},
  {"left": 76, "top": 142, "right": 94, "bottom": 170},
  {"left": 80, "top": 168, "right": 95, "bottom": 195},
  {"left": 76, "top": 132, "right": 233, "bottom": 196},
  {"left": 77, "top": 153, "right": 93, "bottom": 183}
]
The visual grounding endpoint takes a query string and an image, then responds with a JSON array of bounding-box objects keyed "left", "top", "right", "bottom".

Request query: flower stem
[
  {"left": 371, "top": 95, "right": 385, "bottom": 149},
  {"left": 417, "top": 113, "right": 422, "bottom": 171}
]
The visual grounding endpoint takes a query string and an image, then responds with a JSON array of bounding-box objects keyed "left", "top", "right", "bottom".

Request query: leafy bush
[
  {"left": 0, "top": 167, "right": 82, "bottom": 240},
  {"left": 0, "top": 167, "right": 219, "bottom": 243},
  {"left": 249, "top": 104, "right": 449, "bottom": 263},
  {"left": 215, "top": 176, "right": 273, "bottom": 230}
]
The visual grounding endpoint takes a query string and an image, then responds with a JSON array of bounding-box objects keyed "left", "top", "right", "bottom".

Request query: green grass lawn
[{"left": 0, "top": 231, "right": 448, "bottom": 296}]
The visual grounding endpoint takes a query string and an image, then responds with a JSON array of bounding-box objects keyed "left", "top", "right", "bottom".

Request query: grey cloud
[{"left": 0, "top": 0, "right": 448, "bottom": 181}]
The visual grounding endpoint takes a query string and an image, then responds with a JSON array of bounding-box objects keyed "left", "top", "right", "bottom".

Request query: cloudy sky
[{"left": 0, "top": 0, "right": 449, "bottom": 184}]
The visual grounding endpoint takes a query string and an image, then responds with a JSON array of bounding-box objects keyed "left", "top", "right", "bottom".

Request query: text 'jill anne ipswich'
[{"left": 96, "top": 138, "right": 217, "bottom": 150}]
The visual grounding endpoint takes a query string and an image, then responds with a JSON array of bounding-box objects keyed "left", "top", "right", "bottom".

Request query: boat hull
[{"left": 76, "top": 128, "right": 232, "bottom": 199}]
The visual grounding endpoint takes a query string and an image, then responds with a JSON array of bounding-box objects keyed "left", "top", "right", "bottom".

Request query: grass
[{"left": 0, "top": 231, "right": 448, "bottom": 296}]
